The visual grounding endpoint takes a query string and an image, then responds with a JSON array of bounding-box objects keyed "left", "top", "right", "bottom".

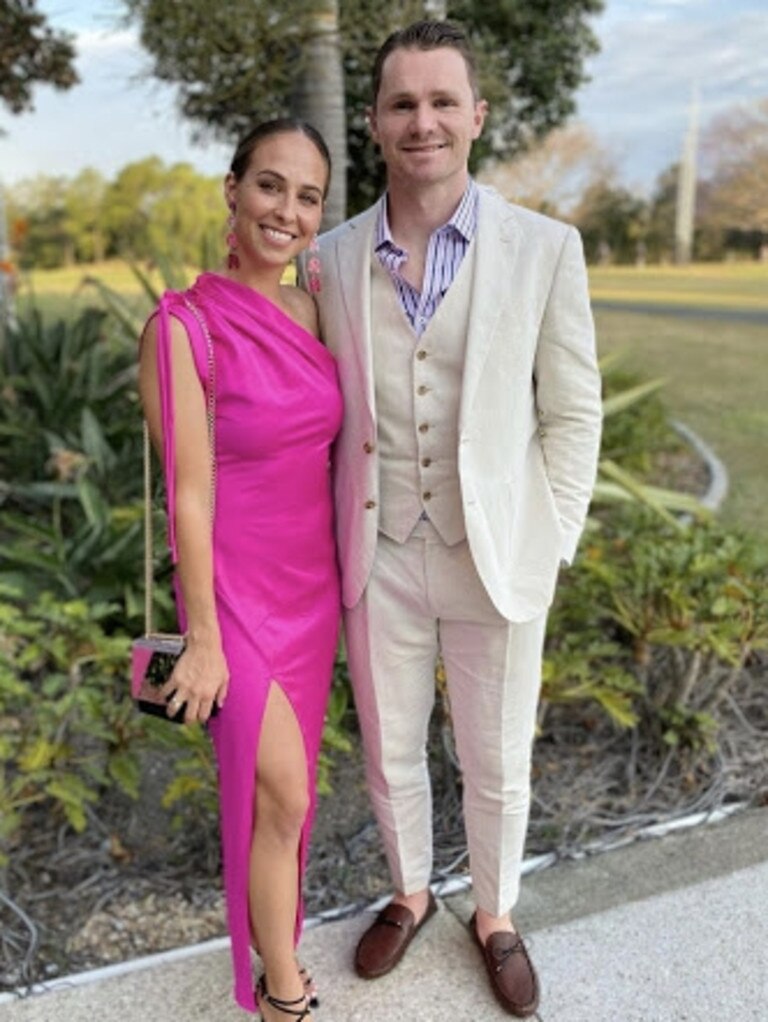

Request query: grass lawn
[
  {"left": 596, "top": 308, "right": 767, "bottom": 536},
  {"left": 589, "top": 262, "right": 768, "bottom": 311},
  {"left": 15, "top": 260, "right": 168, "bottom": 322}
]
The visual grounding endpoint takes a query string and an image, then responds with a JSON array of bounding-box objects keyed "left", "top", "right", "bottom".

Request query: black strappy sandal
[
  {"left": 252, "top": 957, "right": 318, "bottom": 1008},
  {"left": 256, "top": 975, "right": 313, "bottom": 1020},
  {"left": 298, "top": 965, "right": 319, "bottom": 1008}
]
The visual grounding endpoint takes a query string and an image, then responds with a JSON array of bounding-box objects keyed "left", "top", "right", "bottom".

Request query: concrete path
[{"left": 1, "top": 808, "right": 765, "bottom": 1021}]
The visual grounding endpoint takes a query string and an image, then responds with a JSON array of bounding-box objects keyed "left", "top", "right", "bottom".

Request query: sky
[{"left": 1, "top": 0, "right": 767, "bottom": 195}]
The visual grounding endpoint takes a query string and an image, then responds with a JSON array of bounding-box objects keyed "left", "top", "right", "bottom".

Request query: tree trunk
[
  {"left": 291, "top": 0, "right": 347, "bottom": 228},
  {"left": 424, "top": 0, "right": 447, "bottom": 17}
]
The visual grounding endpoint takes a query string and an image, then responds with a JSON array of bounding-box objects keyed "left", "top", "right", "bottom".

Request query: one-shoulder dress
[{"left": 150, "top": 271, "right": 342, "bottom": 1013}]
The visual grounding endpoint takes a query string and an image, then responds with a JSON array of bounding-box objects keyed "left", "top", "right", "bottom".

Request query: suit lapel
[
  {"left": 459, "top": 190, "right": 521, "bottom": 428},
  {"left": 331, "top": 203, "right": 379, "bottom": 417}
]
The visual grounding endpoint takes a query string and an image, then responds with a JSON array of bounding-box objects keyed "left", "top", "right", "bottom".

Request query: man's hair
[{"left": 371, "top": 20, "right": 479, "bottom": 104}]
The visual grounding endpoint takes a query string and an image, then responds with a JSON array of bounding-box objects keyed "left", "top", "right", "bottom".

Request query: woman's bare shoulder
[{"left": 280, "top": 284, "right": 320, "bottom": 339}]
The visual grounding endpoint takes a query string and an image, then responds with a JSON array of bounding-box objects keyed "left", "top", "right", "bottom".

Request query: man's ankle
[{"left": 392, "top": 888, "right": 431, "bottom": 922}]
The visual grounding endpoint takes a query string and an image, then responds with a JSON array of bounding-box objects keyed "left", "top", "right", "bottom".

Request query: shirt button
[
  {"left": 421, "top": 457, "right": 432, "bottom": 468},
  {"left": 364, "top": 499, "right": 377, "bottom": 509},
  {"left": 418, "top": 423, "right": 429, "bottom": 433},
  {"left": 423, "top": 491, "right": 432, "bottom": 501},
  {"left": 417, "top": 385, "right": 428, "bottom": 396},
  {"left": 363, "top": 441, "right": 375, "bottom": 453},
  {"left": 416, "top": 350, "right": 427, "bottom": 360}
]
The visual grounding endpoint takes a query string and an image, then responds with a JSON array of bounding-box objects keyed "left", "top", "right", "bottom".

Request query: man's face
[{"left": 369, "top": 46, "right": 487, "bottom": 192}]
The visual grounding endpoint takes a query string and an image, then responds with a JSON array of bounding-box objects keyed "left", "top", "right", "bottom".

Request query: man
[{"left": 310, "top": 20, "right": 602, "bottom": 1018}]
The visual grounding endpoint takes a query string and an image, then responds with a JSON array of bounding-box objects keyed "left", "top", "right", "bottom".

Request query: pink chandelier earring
[
  {"left": 226, "top": 203, "right": 240, "bottom": 270},
  {"left": 307, "top": 235, "right": 321, "bottom": 293}
]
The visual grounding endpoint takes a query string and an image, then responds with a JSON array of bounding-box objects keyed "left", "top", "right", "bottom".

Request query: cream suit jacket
[{"left": 311, "top": 186, "right": 603, "bottom": 623}]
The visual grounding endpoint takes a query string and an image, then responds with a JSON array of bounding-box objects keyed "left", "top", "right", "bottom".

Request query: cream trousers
[{"left": 344, "top": 519, "right": 547, "bottom": 916}]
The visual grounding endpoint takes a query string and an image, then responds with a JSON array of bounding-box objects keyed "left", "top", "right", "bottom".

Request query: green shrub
[
  {"left": 0, "top": 588, "right": 141, "bottom": 862},
  {"left": 600, "top": 366, "right": 673, "bottom": 474},
  {"left": 0, "top": 305, "right": 146, "bottom": 619},
  {"left": 546, "top": 507, "right": 768, "bottom": 753}
]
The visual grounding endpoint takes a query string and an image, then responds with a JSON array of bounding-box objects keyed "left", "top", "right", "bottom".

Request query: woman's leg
[{"left": 250, "top": 682, "right": 311, "bottom": 1019}]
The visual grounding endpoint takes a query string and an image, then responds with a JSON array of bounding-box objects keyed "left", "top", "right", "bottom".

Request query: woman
[{"left": 138, "top": 119, "right": 341, "bottom": 1020}]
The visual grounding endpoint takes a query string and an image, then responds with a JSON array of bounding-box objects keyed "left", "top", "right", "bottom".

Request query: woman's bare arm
[{"left": 138, "top": 314, "right": 229, "bottom": 723}]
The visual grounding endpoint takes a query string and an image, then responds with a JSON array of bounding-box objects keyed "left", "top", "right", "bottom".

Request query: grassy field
[
  {"left": 589, "top": 262, "right": 768, "bottom": 310},
  {"left": 14, "top": 261, "right": 172, "bottom": 321},
  {"left": 13, "top": 260, "right": 768, "bottom": 535},
  {"left": 596, "top": 309, "right": 767, "bottom": 534}
]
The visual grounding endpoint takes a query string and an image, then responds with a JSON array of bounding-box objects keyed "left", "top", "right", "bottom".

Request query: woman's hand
[{"left": 161, "top": 634, "right": 229, "bottom": 724}]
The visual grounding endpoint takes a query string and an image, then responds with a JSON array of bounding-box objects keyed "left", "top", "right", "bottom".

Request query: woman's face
[{"left": 225, "top": 131, "right": 328, "bottom": 270}]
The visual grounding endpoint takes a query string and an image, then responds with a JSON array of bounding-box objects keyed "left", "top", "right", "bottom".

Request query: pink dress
[{"left": 151, "top": 271, "right": 342, "bottom": 1013}]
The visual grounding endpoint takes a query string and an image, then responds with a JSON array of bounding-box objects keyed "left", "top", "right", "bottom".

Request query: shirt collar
[{"left": 374, "top": 179, "right": 479, "bottom": 253}]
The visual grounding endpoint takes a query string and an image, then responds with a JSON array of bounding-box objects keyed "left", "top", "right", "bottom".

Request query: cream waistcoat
[{"left": 371, "top": 242, "right": 475, "bottom": 546}]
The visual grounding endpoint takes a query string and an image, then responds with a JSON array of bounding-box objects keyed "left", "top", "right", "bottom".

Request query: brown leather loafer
[
  {"left": 470, "top": 912, "right": 540, "bottom": 1018},
  {"left": 354, "top": 891, "right": 438, "bottom": 979}
]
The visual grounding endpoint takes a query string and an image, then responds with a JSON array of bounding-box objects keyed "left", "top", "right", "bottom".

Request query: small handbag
[{"left": 131, "top": 295, "right": 218, "bottom": 724}]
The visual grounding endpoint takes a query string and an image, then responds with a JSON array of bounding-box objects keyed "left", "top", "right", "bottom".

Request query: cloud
[
  {"left": 574, "top": 1, "right": 768, "bottom": 189},
  {"left": 75, "top": 27, "right": 137, "bottom": 57}
]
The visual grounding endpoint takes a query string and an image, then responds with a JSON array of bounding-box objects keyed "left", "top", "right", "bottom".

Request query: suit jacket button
[
  {"left": 416, "top": 350, "right": 427, "bottom": 360},
  {"left": 364, "top": 499, "right": 377, "bottom": 509},
  {"left": 418, "top": 423, "right": 429, "bottom": 433},
  {"left": 363, "top": 441, "right": 375, "bottom": 453}
]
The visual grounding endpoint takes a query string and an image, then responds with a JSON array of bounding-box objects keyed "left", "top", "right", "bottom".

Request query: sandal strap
[
  {"left": 257, "top": 976, "right": 311, "bottom": 1019},
  {"left": 264, "top": 993, "right": 310, "bottom": 1017},
  {"left": 297, "top": 966, "right": 319, "bottom": 1009}
]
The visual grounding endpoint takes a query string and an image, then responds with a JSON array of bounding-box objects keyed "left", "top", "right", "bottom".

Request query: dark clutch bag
[
  {"left": 131, "top": 633, "right": 186, "bottom": 723},
  {"left": 131, "top": 634, "right": 220, "bottom": 724}
]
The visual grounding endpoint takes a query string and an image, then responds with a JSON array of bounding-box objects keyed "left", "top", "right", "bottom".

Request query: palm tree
[{"left": 291, "top": 0, "right": 347, "bottom": 227}]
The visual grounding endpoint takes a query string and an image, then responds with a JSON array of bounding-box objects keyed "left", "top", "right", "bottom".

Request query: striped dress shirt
[{"left": 374, "top": 179, "right": 479, "bottom": 337}]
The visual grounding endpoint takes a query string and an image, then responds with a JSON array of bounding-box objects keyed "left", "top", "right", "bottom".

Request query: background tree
[
  {"left": 6, "top": 174, "right": 69, "bottom": 268},
  {"left": 571, "top": 180, "right": 648, "bottom": 265},
  {"left": 62, "top": 169, "right": 107, "bottom": 264},
  {"left": 122, "top": 0, "right": 604, "bottom": 217},
  {"left": 0, "top": 0, "right": 79, "bottom": 115},
  {"left": 644, "top": 164, "right": 677, "bottom": 264},
  {"left": 477, "top": 122, "right": 614, "bottom": 219},
  {"left": 8, "top": 161, "right": 222, "bottom": 267},
  {"left": 102, "top": 159, "right": 222, "bottom": 263},
  {"left": 699, "top": 97, "right": 768, "bottom": 254}
]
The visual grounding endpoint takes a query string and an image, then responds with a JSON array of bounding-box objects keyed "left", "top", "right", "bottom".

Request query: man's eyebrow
[{"left": 385, "top": 88, "right": 460, "bottom": 100}]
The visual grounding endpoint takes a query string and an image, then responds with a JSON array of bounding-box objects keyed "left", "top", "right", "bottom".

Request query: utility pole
[{"left": 675, "top": 85, "right": 699, "bottom": 265}]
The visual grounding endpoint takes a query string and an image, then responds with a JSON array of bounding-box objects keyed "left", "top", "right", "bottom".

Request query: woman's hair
[
  {"left": 229, "top": 118, "right": 332, "bottom": 196},
  {"left": 371, "top": 20, "right": 479, "bottom": 104}
]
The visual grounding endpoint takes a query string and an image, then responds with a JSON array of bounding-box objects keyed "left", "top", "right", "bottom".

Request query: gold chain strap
[{"left": 143, "top": 296, "right": 217, "bottom": 635}]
